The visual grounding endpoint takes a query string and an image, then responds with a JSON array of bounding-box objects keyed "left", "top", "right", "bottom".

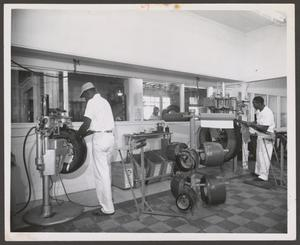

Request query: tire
[
  {"left": 197, "top": 122, "right": 241, "bottom": 162},
  {"left": 170, "top": 174, "right": 186, "bottom": 197},
  {"left": 164, "top": 105, "right": 180, "bottom": 114},
  {"left": 175, "top": 149, "right": 197, "bottom": 172},
  {"left": 176, "top": 186, "right": 197, "bottom": 211},
  {"left": 166, "top": 142, "right": 188, "bottom": 161},
  {"left": 200, "top": 175, "right": 226, "bottom": 205},
  {"left": 51, "top": 128, "right": 87, "bottom": 174}
]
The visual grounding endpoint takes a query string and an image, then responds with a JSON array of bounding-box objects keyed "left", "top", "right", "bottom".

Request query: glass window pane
[
  {"left": 281, "top": 96, "right": 287, "bottom": 127},
  {"left": 184, "top": 87, "right": 207, "bottom": 114},
  {"left": 143, "top": 81, "right": 180, "bottom": 120},
  {"left": 268, "top": 95, "right": 278, "bottom": 128},
  {"left": 11, "top": 69, "right": 63, "bottom": 123},
  {"left": 68, "top": 73, "right": 126, "bottom": 121}
]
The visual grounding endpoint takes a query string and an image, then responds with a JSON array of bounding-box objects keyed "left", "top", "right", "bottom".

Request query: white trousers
[
  {"left": 90, "top": 132, "right": 115, "bottom": 213},
  {"left": 255, "top": 137, "right": 274, "bottom": 181}
]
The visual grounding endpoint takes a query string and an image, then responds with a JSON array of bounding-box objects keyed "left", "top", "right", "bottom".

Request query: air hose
[{"left": 16, "top": 126, "right": 36, "bottom": 214}]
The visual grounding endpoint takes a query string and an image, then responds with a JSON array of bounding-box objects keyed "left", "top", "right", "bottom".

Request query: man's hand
[
  {"left": 245, "top": 121, "right": 256, "bottom": 127},
  {"left": 77, "top": 116, "right": 91, "bottom": 138}
]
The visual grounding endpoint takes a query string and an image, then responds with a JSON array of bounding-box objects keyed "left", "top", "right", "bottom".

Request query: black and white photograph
[{"left": 4, "top": 3, "right": 296, "bottom": 241}]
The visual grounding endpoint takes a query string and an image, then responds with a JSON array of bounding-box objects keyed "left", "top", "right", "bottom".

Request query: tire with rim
[
  {"left": 176, "top": 185, "right": 197, "bottom": 211},
  {"left": 197, "top": 121, "right": 241, "bottom": 162},
  {"left": 51, "top": 127, "right": 87, "bottom": 174}
]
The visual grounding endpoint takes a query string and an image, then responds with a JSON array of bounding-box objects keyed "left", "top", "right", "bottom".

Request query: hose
[{"left": 16, "top": 126, "right": 36, "bottom": 214}]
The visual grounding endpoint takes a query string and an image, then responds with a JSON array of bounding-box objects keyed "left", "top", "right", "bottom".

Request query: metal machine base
[{"left": 23, "top": 202, "right": 83, "bottom": 227}]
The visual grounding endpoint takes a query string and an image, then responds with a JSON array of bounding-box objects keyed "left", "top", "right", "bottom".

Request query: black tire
[
  {"left": 166, "top": 142, "right": 188, "bottom": 161},
  {"left": 198, "top": 122, "right": 241, "bottom": 162},
  {"left": 51, "top": 128, "right": 87, "bottom": 174},
  {"left": 175, "top": 149, "right": 197, "bottom": 172},
  {"left": 176, "top": 186, "right": 197, "bottom": 211},
  {"left": 170, "top": 174, "right": 186, "bottom": 197},
  {"left": 200, "top": 175, "right": 226, "bottom": 205},
  {"left": 164, "top": 104, "right": 180, "bottom": 114}
]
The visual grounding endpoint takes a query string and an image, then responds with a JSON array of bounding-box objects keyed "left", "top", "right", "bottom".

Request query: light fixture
[{"left": 254, "top": 9, "right": 286, "bottom": 25}]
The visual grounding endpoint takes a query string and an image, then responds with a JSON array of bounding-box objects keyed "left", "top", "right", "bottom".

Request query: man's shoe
[
  {"left": 253, "top": 177, "right": 265, "bottom": 181},
  {"left": 93, "top": 209, "right": 115, "bottom": 216}
]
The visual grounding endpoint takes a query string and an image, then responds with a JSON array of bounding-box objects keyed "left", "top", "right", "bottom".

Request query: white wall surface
[
  {"left": 11, "top": 9, "right": 245, "bottom": 81},
  {"left": 244, "top": 25, "right": 287, "bottom": 81}
]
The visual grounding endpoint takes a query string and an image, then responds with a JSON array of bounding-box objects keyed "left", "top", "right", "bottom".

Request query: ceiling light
[{"left": 254, "top": 9, "right": 286, "bottom": 25}]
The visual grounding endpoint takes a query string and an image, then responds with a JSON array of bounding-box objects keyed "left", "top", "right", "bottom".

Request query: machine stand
[
  {"left": 23, "top": 202, "right": 83, "bottom": 227},
  {"left": 23, "top": 175, "right": 83, "bottom": 226}
]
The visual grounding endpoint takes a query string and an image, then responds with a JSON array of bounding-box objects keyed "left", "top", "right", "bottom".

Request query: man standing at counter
[
  {"left": 77, "top": 82, "right": 115, "bottom": 215},
  {"left": 245, "top": 96, "right": 275, "bottom": 182}
]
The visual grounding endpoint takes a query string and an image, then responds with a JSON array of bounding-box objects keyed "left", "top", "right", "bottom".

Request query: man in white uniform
[
  {"left": 77, "top": 82, "right": 115, "bottom": 215},
  {"left": 246, "top": 96, "right": 275, "bottom": 181},
  {"left": 149, "top": 106, "right": 160, "bottom": 120}
]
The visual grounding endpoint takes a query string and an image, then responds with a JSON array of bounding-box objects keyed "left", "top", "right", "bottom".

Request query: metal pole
[
  {"left": 141, "top": 147, "right": 145, "bottom": 210},
  {"left": 189, "top": 115, "right": 196, "bottom": 149},
  {"left": 280, "top": 139, "right": 284, "bottom": 186},
  {"left": 42, "top": 175, "right": 52, "bottom": 217}
]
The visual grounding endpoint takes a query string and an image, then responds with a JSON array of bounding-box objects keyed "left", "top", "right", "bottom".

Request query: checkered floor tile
[{"left": 14, "top": 173, "right": 287, "bottom": 233}]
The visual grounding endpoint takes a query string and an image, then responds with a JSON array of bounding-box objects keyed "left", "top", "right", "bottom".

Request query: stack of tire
[
  {"left": 161, "top": 105, "right": 191, "bottom": 122},
  {"left": 167, "top": 142, "right": 227, "bottom": 211}
]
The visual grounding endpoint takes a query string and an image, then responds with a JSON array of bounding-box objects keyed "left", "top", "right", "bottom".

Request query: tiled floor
[{"left": 12, "top": 161, "right": 287, "bottom": 233}]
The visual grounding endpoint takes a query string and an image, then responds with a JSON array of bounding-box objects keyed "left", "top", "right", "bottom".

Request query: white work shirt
[
  {"left": 84, "top": 93, "right": 115, "bottom": 131},
  {"left": 256, "top": 106, "right": 275, "bottom": 133}
]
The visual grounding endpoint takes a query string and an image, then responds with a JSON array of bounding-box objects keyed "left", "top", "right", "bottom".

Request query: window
[
  {"left": 268, "top": 95, "right": 278, "bottom": 128},
  {"left": 162, "top": 97, "right": 171, "bottom": 109},
  {"left": 280, "top": 96, "right": 287, "bottom": 127},
  {"left": 143, "top": 96, "right": 160, "bottom": 120},
  {"left": 143, "top": 81, "right": 180, "bottom": 120},
  {"left": 11, "top": 69, "right": 64, "bottom": 123},
  {"left": 185, "top": 87, "right": 207, "bottom": 114},
  {"left": 68, "top": 73, "right": 126, "bottom": 122}
]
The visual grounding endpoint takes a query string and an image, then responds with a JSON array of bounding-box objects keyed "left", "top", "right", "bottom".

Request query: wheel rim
[
  {"left": 176, "top": 194, "right": 191, "bottom": 210},
  {"left": 63, "top": 139, "right": 74, "bottom": 164}
]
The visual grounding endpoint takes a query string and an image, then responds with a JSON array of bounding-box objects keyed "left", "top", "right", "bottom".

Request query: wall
[
  {"left": 243, "top": 25, "right": 287, "bottom": 81},
  {"left": 11, "top": 9, "right": 245, "bottom": 81}
]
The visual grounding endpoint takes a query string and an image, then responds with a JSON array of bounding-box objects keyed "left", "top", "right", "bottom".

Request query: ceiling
[{"left": 191, "top": 10, "right": 286, "bottom": 33}]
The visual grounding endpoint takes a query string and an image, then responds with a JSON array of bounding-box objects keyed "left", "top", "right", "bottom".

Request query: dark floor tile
[
  {"left": 106, "top": 225, "right": 129, "bottom": 232},
  {"left": 140, "top": 215, "right": 160, "bottom": 226},
  {"left": 216, "top": 210, "right": 235, "bottom": 219},
  {"left": 189, "top": 218, "right": 211, "bottom": 230},
  {"left": 244, "top": 221, "right": 268, "bottom": 233},
  {"left": 257, "top": 203, "right": 276, "bottom": 210},
  {"left": 164, "top": 217, "right": 187, "bottom": 228},
  {"left": 216, "top": 220, "right": 239, "bottom": 231},
  {"left": 264, "top": 212, "right": 286, "bottom": 221},
  {"left": 239, "top": 211, "right": 260, "bottom": 220},
  {"left": 114, "top": 214, "right": 136, "bottom": 224},
  {"left": 234, "top": 202, "right": 253, "bottom": 210},
  {"left": 251, "top": 196, "right": 268, "bottom": 202},
  {"left": 272, "top": 222, "right": 287, "bottom": 233},
  {"left": 229, "top": 195, "right": 245, "bottom": 201},
  {"left": 78, "top": 224, "right": 102, "bottom": 232},
  {"left": 136, "top": 227, "right": 155, "bottom": 233},
  {"left": 53, "top": 223, "right": 77, "bottom": 232},
  {"left": 166, "top": 229, "right": 181, "bottom": 233}
]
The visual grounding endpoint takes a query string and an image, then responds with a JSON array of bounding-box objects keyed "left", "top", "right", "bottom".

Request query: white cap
[{"left": 80, "top": 82, "right": 95, "bottom": 97}]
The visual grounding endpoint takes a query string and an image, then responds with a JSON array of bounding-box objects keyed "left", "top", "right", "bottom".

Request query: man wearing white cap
[{"left": 77, "top": 82, "right": 115, "bottom": 215}]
